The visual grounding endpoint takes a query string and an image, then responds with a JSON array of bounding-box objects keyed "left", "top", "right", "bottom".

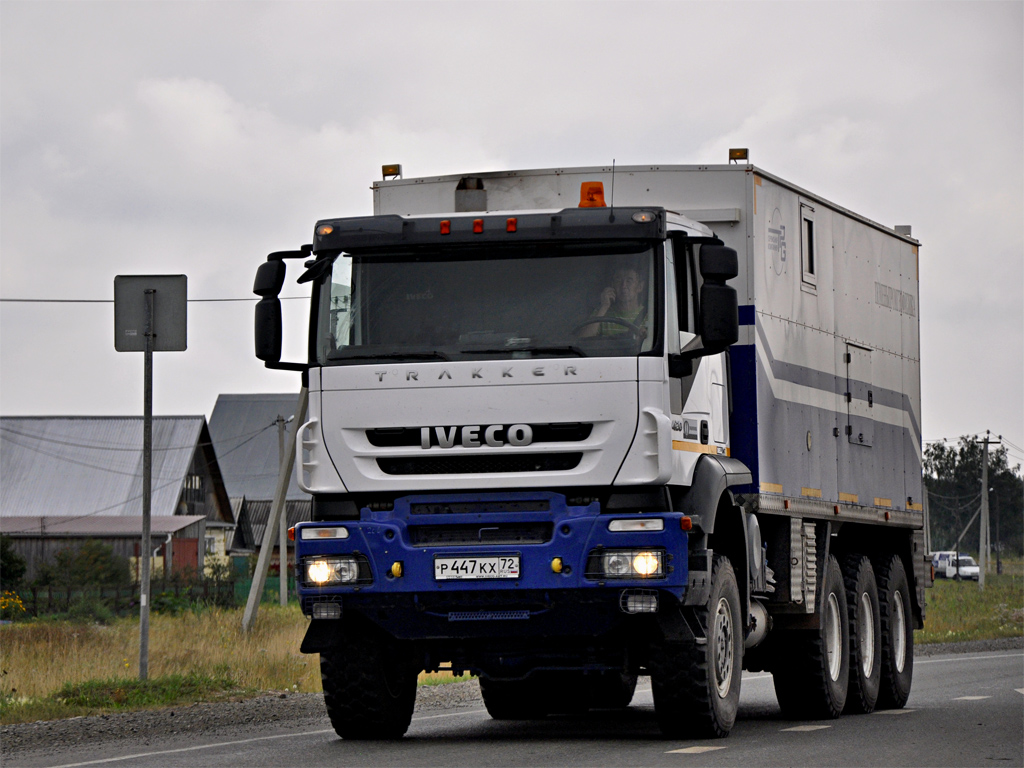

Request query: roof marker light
[
  {"left": 506, "top": 218, "right": 517, "bottom": 233},
  {"left": 316, "top": 225, "right": 333, "bottom": 236},
  {"left": 631, "top": 212, "right": 655, "bottom": 223},
  {"left": 579, "top": 181, "right": 606, "bottom": 208},
  {"left": 473, "top": 219, "right": 484, "bottom": 234},
  {"left": 440, "top": 220, "right": 451, "bottom": 235}
]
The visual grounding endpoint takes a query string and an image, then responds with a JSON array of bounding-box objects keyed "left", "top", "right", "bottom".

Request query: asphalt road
[{"left": 7, "top": 650, "right": 1023, "bottom": 768}]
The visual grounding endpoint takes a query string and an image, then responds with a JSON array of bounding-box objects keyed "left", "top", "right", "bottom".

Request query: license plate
[{"left": 434, "top": 555, "right": 520, "bottom": 581}]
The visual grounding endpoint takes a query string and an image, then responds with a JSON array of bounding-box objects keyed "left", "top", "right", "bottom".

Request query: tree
[
  {"left": 36, "top": 540, "right": 133, "bottom": 587},
  {"left": 0, "top": 535, "right": 28, "bottom": 590},
  {"left": 924, "top": 437, "right": 1023, "bottom": 556}
]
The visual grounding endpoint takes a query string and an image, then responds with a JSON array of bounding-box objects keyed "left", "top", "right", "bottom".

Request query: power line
[
  {"left": 0, "top": 421, "right": 281, "bottom": 453},
  {"left": 0, "top": 296, "right": 309, "bottom": 304}
]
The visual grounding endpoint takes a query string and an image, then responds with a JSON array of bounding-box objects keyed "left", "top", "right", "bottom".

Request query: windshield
[
  {"left": 315, "top": 243, "right": 660, "bottom": 365},
  {"left": 958, "top": 556, "right": 977, "bottom": 566}
]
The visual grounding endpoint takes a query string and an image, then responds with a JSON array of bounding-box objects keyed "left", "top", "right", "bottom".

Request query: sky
[{"left": 1, "top": 1, "right": 1022, "bottom": 465}]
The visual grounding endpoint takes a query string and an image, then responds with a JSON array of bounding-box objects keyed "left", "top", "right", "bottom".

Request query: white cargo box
[{"left": 373, "top": 165, "right": 922, "bottom": 517}]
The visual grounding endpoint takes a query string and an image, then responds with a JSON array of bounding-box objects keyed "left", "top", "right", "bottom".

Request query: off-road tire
[
  {"left": 479, "top": 676, "right": 549, "bottom": 720},
  {"left": 588, "top": 671, "right": 638, "bottom": 710},
  {"left": 320, "top": 623, "right": 418, "bottom": 739},
  {"left": 874, "top": 554, "right": 914, "bottom": 709},
  {"left": 842, "top": 554, "right": 881, "bottom": 714},
  {"left": 649, "top": 554, "right": 742, "bottom": 739},
  {"left": 773, "top": 554, "right": 850, "bottom": 719}
]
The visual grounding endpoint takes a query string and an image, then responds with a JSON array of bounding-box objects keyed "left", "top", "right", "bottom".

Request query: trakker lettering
[{"left": 420, "top": 424, "right": 533, "bottom": 448}]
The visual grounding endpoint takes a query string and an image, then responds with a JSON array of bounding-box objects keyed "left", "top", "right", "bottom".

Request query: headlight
[
  {"left": 303, "top": 555, "right": 370, "bottom": 586},
  {"left": 586, "top": 549, "right": 666, "bottom": 580}
]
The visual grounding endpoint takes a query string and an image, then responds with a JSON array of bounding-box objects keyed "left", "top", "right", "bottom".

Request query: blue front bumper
[{"left": 295, "top": 491, "right": 689, "bottom": 639}]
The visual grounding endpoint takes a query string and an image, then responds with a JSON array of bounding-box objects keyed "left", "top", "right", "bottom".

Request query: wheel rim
[
  {"left": 892, "top": 590, "right": 907, "bottom": 673},
  {"left": 825, "top": 592, "right": 842, "bottom": 681},
  {"left": 714, "top": 596, "right": 734, "bottom": 698},
  {"left": 859, "top": 591, "right": 875, "bottom": 677}
]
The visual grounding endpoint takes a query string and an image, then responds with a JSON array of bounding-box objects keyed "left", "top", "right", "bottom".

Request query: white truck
[{"left": 253, "top": 157, "right": 929, "bottom": 740}]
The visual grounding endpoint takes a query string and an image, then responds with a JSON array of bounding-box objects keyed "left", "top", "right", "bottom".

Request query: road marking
[
  {"left": 917, "top": 653, "right": 1023, "bottom": 665},
  {"left": 1017, "top": 689, "right": 1024, "bottom": 695},
  {"left": 953, "top": 695, "right": 991, "bottom": 701},
  {"left": 40, "top": 709, "right": 491, "bottom": 768},
  {"left": 666, "top": 746, "right": 728, "bottom": 754},
  {"left": 873, "top": 709, "right": 916, "bottom": 715},
  {"left": 781, "top": 724, "right": 831, "bottom": 732}
]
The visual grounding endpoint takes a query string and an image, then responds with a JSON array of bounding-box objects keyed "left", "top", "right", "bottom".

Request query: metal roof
[
  {"left": 1, "top": 416, "right": 205, "bottom": 520},
  {"left": 245, "top": 499, "right": 311, "bottom": 548},
  {"left": 208, "top": 394, "right": 307, "bottom": 501},
  {"left": 0, "top": 515, "right": 206, "bottom": 537}
]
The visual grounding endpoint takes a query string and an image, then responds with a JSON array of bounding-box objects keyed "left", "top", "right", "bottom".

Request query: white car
[{"left": 933, "top": 551, "right": 980, "bottom": 580}]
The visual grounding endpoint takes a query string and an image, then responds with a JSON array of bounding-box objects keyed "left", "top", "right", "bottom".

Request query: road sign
[{"left": 114, "top": 275, "right": 187, "bottom": 352}]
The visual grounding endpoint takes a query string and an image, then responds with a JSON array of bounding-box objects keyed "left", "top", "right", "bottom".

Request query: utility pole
[
  {"left": 975, "top": 431, "right": 1003, "bottom": 589},
  {"left": 277, "top": 415, "right": 288, "bottom": 606},
  {"left": 242, "top": 388, "right": 307, "bottom": 632}
]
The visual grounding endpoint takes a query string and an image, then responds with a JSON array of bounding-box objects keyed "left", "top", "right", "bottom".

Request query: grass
[
  {"left": 916, "top": 563, "right": 1024, "bottom": 645},
  {"left": 0, "top": 604, "right": 476, "bottom": 725}
]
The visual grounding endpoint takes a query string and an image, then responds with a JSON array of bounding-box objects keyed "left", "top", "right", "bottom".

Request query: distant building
[
  {"left": 208, "top": 394, "right": 311, "bottom": 565},
  {"left": 0, "top": 416, "right": 234, "bottom": 581}
]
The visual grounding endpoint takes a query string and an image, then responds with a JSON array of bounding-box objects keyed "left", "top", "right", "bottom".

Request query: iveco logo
[{"left": 420, "top": 424, "right": 533, "bottom": 449}]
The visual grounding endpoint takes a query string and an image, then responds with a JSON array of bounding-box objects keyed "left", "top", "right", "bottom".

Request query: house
[
  {"left": 0, "top": 416, "right": 234, "bottom": 581},
  {"left": 208, "top": 394, "right": 311, "bottom": 567}
]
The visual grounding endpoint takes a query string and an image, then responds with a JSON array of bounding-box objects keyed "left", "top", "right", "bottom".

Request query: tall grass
[
  {"left": 917, "top": 566, "right": 1024, "bottom": 644},
  {"left": 1, "top": 605, "right": 313, "bottom": 703}
]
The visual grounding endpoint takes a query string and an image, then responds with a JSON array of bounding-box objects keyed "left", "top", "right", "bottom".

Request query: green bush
[
  {"left": 0, "top": 536, "right": 27, "bottom": 590},
  {"left": 67, "top": 596, "right": 114, "bottom": 625}
]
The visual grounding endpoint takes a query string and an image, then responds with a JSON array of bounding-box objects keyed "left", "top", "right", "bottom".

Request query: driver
[{"left": 578, "top": 266, "right": 647, "bottom": 338}]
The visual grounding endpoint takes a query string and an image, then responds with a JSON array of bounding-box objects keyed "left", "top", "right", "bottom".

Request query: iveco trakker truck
[{"left": 252, "top": 159, "right": 928, "bottom": 739}]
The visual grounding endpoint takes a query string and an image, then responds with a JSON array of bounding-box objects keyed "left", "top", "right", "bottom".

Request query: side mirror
[
  {"left": 698, "top": 245, "right": 739, "bottom": 352},
  {"left": 254, "top": 297, "right": 282, "bottom": 363},
  {"left": 253, "top": 252, "right": 309, "bottom": 371},
  {"left": 254, "top": 260, "right": 286, "bottom": 297}
]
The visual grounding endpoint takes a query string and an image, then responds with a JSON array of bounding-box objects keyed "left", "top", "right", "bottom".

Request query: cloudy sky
[{"left": 1, "top": 1, "right": 1022, "bottom": 462}]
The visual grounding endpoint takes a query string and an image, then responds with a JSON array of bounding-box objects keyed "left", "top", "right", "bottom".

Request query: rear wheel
[
  {"left": 320, "top": 623, "right": 418, "bottom": 739},
  {"left": 875, "top": 554, "right": 914, "bottom": 709},
  {"left": 842, "top": 554, "right": 881, "bottom": 714},
  {"left": 773, "top": 554, "right": 850, "bottom": 719},
  {"left": 650, "top": 554, "right": 742, "bottom": 738}
]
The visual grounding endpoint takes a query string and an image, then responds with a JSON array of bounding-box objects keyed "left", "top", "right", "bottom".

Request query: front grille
[
  {"left": 378, "top": 453, "right": 582, "bottom": 475},
  {"left": 367, "top": 423, "right": 593, "bottom": 447},
  {"left": 410, "top": 499, "right": 550, "bottom": 515},
  {"left": 408, "top": 522, "right": 553, "bottom": 547}
]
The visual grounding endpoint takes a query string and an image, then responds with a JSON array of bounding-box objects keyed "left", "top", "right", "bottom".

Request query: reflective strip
[
  {"left": 839, "top": 492, "right": 859, "bottom": 503},
  {"left": 801, "top": 487, "right": 822, "bottom": 498},
  {"left": 671, "top": 440, "right": 730, "bottom": 456},
  {"left": 908, "top": 501, "right": 924, "bottom": 511},
  {"left": 760, "top": 481, "right": 783, "bottom": 494},
  {"left": 874, "top": 497, "right": 892, "bottom": 508}
]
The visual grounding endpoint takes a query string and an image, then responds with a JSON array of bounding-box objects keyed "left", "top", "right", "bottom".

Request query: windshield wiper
[
  {"left": 328, "top": 351, "right": 450, "bottom": 362},
  {"left": 459, "top": 345, "right": 586, "bottom": 358}
]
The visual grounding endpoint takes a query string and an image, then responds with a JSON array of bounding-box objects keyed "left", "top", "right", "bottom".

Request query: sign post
[{"left": 114, "top": 275, "right": 187, "bottom": 680}]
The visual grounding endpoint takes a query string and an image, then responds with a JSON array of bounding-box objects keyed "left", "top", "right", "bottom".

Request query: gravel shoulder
[{"left": 3, "top": 637, "right": 1020, "bottom": 759}]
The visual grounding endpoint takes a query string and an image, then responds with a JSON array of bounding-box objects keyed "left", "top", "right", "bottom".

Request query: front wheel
[
  {"left": 320, "top": 623, "right": 418, "bottom": 739},
  {"left": 650, "top": 554, "right": 742, "bottom": 739}
]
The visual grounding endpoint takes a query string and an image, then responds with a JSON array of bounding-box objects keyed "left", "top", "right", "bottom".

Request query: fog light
[
  {"left": 312, "top": 602, "right": 341, "bottom": 619},
  {"left": 621, "top": 589, "right": 659, "bottom": 614}
]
